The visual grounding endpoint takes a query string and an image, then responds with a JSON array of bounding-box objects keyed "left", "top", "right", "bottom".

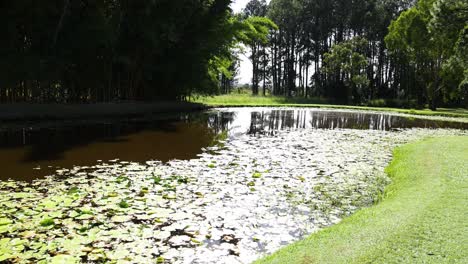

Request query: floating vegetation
[
  {"left": 39, "top": 218, "right": 55, "bottom": 227},
  {"left": 0, "top": 127, "right": 465, "bottom": 263},
  {"left": 252, "top": 172, "right": 262, "bottom": 179},
  {"left": 118, "top": 200, "right": 130, "bottom": 209},
  {"left": 209, "top": 130, "right": 229, "bottom": 148}
]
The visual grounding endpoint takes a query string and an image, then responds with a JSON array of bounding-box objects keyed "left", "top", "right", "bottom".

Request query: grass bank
[
  {"left": 193, "top": 94, "right": 468, "bottom": 119},
  {"left": 257, "top": 136, "right": 468, "bottom": 264}
]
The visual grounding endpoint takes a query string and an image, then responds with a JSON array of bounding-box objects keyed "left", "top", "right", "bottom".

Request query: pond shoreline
[
  {"left": 1, "top": 102, "right": 467, "bottom": 123},
  {"left": 0, "top": 102, "right": 208, "bottom": 122},
  {"left": 257, "top": 136, "right": 468, "bottom": 263},
  {"left": 206, "top": 104, "right": 468, "bottom": 120}
]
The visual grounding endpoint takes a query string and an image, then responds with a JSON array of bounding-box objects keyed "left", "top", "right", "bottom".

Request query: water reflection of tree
[
  {"left": 206, "top": 112, "right": 236, "bottom": 134},
  {"left": 208, "top": 109, "right": 467, "bottom": 136},
  {"left": 248, "top": 110, "right": 308, "bottom": 135}
]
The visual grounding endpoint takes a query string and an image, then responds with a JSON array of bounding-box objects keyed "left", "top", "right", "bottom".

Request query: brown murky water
[
  {"left": 0, "top": 108, "right": 466, "bottom": 181},
  {"left": 0, "top": 120, "right": 217, "bottom": 181}
]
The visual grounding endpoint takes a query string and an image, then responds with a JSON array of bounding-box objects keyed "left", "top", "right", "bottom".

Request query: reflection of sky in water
[
  {"left": 212, "top": 108, "right": 467, "bottom": 136},
  {"left": 0, "top": 108, "right": 466, "bottom": 181},
  {"left": 225, "top": 109, "right": 252, "bottom": 137}
]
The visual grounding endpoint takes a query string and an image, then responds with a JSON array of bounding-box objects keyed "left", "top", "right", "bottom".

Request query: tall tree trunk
[{"left": 52, "top": 0, "right": 71, "bottom": 49}]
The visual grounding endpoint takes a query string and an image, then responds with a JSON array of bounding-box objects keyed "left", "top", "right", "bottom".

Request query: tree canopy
[
  {"left": 386, "top": 0, "right": 468, "bottom": 109},
  {"left": 0, "top": 0, "right": 274, "bottom": 103},
  {"left": 0, "top": 0, "right": 466, "bottom": 108},
  {"left": 234, "top": 0, "right": 466, "bottom": 108}
]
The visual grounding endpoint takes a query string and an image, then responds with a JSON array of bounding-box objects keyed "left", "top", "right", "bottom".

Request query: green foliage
[
  {"left": 431, "top": 0, "right": 468, "bottom": 105},
  {"left": 238, "top": 2, "right": 278, "bottom": 96},
  {"left": 228, "top": 0, "right": 465, "bottom": 107},
  {"left": 39, "top": 218, "right": 55, "bottom": 227},
  {"left": 1, "top": 0, "right": 465, "bottom": 108},
  {"left": 386, "top": 7, "right": 430, "bottom": 58},
  {"left": 386, "top": 0, "right": 468, "bottom": 109},
  {"left": 252, "top": 172, "right": 262, "bottom": 179},
  {"left": 268, "top": 0, "right": 302, "bottom": 31},
  {"left": 152, "top": 176, "right": 162, "bottom": 185},
  {"left": 209, "top": 130, "right": 229, "bottom": 148},
  {"left": 238, "top": 17, "right": 278, "bottom": 45},
  {"left": 244, "top": 0, "right": 269, "bottom": 17},
  {"left": 118, "top": 200, "right": 130, "bottom": 209},
  {"left": 0, "top": 0, "right": 274, "bottom": 102},
  {"left": 67, "top": 186, "right": 79, "bottom": 195},
  {"left": 324, "top": 37, "right": 370, "bottom": 103}
]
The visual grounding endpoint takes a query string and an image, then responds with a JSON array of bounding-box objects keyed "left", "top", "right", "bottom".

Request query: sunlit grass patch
[{"left": 192, "top": 94, "right": 468, "bottom": 119}]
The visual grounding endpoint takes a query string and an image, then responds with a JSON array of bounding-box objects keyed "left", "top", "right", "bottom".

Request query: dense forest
[
  {"left": 0, "top": 0, "right": 273, "bottom": 102},
  {"left": 0, "top": 0, "right": 466, "bottom": 108},
  {"left": 241, "top": 0, "right": 467, "bottom": 108}
]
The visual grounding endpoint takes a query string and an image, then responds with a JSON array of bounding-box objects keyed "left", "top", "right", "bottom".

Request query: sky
[{"left": 231, "top": 0, "right": 251, "bottom": 13}]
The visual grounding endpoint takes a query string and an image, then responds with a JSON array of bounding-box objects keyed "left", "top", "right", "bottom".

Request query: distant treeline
[
  {"left": 1, "top": 0, "right": 466, "bottom": 109},
  {"left": 0, "top": 0, "right": 273, "bottom": 103},
  {"left": 242, "top": 0, "right": 467, "bottom": 109}
]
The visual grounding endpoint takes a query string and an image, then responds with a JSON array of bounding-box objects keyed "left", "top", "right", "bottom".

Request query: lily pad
[
  {"left": 111, "top": 215, "right": 132, "bottom": 223},
  {"left": 39, "top": 218, "right": 55, "bottom": 227},
  {"left": 0, "top": 218, "right": 12, "bottom": 226},
  {"left": 252, "top": 172, "right": 262, "bottom": 179},
  {"left": 49, "top": 255, "right": 80, "bottom": 264}
]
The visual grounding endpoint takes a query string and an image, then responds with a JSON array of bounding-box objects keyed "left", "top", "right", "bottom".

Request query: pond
[
  {"left": 0, "top": 108, "right": 466, "bottom": 264},
  {"left": 0, "top": 108, "right": 466, "bottom": 182}
]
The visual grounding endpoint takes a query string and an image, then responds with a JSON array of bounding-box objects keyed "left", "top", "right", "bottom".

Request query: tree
[
  {"left": 268, "top": 0, "right": 302, "bottom": 96},
  {"left": 263, "top": 0, "right": 418, "bottom": 104},
  {"left": 430, "top": 0, "right": 468, "bottom": 106},
  {"left": 323, "top": 37, "right": 370, "bottom": 103},
  {"left": 0, "top": 0, "right": 283, "bottom": 102},
  {"left": 386, "top": 0, "right": 467, "bottom": 109},
  {"left": 2, "top": 0, "right": 464, "bottom": 107},
  {"left": 242, "top": 0, "right": 276, "bottom": 95}
]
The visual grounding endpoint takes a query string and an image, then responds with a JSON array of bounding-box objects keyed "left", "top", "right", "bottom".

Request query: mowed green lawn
[
  {"left": 192, "top": 94, "right": 468, "bottom": 119},
  {"left": 256, "top": 136, "right": 468, "bottom": 264}
]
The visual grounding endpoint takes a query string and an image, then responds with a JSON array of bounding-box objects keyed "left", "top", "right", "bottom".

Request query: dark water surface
[{"left": 0, "top": 108, "right": 466, "bottom": 181}]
